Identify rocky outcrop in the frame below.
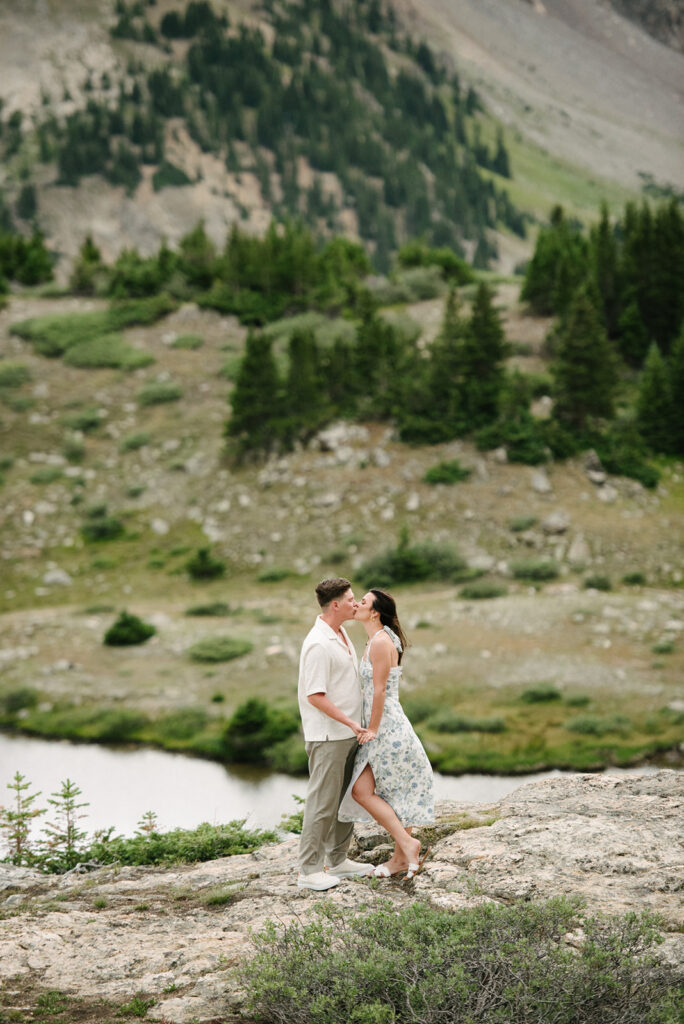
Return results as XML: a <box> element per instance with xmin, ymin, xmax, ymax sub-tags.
<box><xmin>0</xmin><ymin>772</ymin><xmax>682</xmax><ymax>1022</ymax></box>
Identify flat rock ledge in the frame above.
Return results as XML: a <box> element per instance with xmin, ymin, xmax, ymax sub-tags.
<box><xmin>1</xmin><ymin>771</ymin><xmax>682</xmax><ymax>1023</ymax></box>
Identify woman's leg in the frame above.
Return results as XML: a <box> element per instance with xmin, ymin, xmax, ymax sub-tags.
<box><xmin>352</xmin><ymin>765</ymin><xmax>420</xmax><ymax>867</ymax></box>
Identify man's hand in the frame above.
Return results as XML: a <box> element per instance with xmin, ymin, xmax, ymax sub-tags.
<box><xmin>357</xmin><ymin>728</ymin><xmax>377</xmax><ymax>745</ymax></box>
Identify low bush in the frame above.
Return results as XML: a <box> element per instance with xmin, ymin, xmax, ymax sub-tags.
<box><xmin>424</xmin><ymin>459</ymin><xmax>472</xmax><ymax>485</ymax></box>
<box><xmin>170</xmin><ymin>333</ymin><xmax>203</xmax><ymax>349</ymax></box>
<box><xmin>137</xmin><ymin>380</ymin><xmax>183</xmax><ymax>406</ymax></box>
<box><xmin>186</xmin><ymin>547</ymin><xmax>226</xmax><ymax>580</ymax></box>
<box><xmin>29</xmin><ymin>466</ymin><xmax>63</xmax><ymax>485</ymax></box>
<box><xmin>459</xmin><ymin>580</ymin><xmax>508</xmax><ymax>600</ymax></box>
<box><xmin>0</xmin><ymin>686</ymin><xmax>40</xmax><ymax>715</ymax></box>
<box><xmin>21</xmin><ymin>705</ymin><xmax>150</xmax><ymax>744</ymax></box>
<box><xmin>80</xmin><ymin>505</ymin><xmax>124</xmax><ymax>542</ymax></box>
<box><xmin>241</xmin><ymin>897</ymin><xmax>679</xmax><ymax>1024</ymax></box>
<box><xmin>185</xmin><ymin>601</ymin><xmax>232</xmax><ymax>616</ymax></box>
<box><xmin>223</xmin><ymin>697</ymin><xmax>300</xmax><ymax>763</ymax></box>
<box><xmin>426</xmin><ymin>711</ymin><xmax>506</xmax><ymax>734</ymax></box>
<box><xmin>402</xmin><ymin>698</ymin><xmax>441</xmax><ymax>725</ymax></box>
<box><xmin>651</xmin><ymin>640</ymin><xmax>675</xmax><ymax>655</ymax></box>
<box><xmin>104</xmin><ymin>611</ymin><xmax>156</xmax><ymax>646</ymax></box>
<box><xmin>0</xmin><ymin>362</ymin><xmax>31</xmax><ymax>388</ymax></box>
<box><xmin>584</xmin><ymin>575</ymin><xmax>612</xmax><ymax>591</ymax></box>
<box><xmin>520</xmin><ymin>682</ymin><xmax>562</xmax><ymax>703</ymax></box>
<box><xmin>63</xmin><ymin>334</ymin><xmax>154</xmax><ymax>370</ymax></box>
<box><xmin>268</xmin><ymin>733</ymin><xmax>309</xmax><ymax>774</ymax></box>
<box><xmin>85</xmin><ymin>820</ymin><xmax>277</xmax><ymax>867</ymax></box>
<box><xmin>188</xmin><ymin>637</ymin><xmax>253</xmax><ymax>662</ymax></box>
<box><xmin>566</xmin><ymin>713</ymin><xmax>632</xmax><ymax>736</ymax></box>
<box><xmin>623</xmin><ymin>571</ymin><xmax>647</xmax><ymax>586</ymax></box>
<box><xmin>119</xmin><ymin>431</ymin><xmax>151</xmax><ymax>453</ymax></box>
<box><xmin>357</xmin><ymin>531</ymin><xmax>472</xmax><ymax>589</ymax></box>
<box><xmin>476</xmin><ymin>414</ymin><xmax>549</xmax><ymax>465</ymax></box>
<box><xmin>258</xmin><ymin>567</ymin><xmax>296</xmax><ymax>583</ymax></box>
<box><xmin>511</xmin><ymin>559</ymin><xmax>559</xmax><ymax>581</ymax></box>
<box><xmin>565</xmin><ymin>693</ymin><xmax>591</xmax><ymax>708</ymax></box>
<box><xmin>509</xmin><ymin>515</ymin><xmax>537</xmax><ymax>532</ymax></box>
<box><xmin>62</xmin><ymin>436</ymin><xmax>86</xmax><ymax>463</ymax></box>
<box><xmin>62</xmin><ymin>407</ymin><xmax>102</xmax><ymax>433</ymax></box>
<box><xmin>154</xmin><ymin>708</ymin><xmax>208</xmax><ymax>741</ymax></box>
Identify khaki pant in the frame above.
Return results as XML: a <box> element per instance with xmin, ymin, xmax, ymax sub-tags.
<box><xmin>298</xmin><ymin>737</ymin><xmax>358</xmax><ymax>874</ymax></box>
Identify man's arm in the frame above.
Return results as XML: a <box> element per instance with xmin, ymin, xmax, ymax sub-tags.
<box><xmin>307</xmin><ymin>692</ymin><xmax>365</xmax><ymax>738</ymax></box>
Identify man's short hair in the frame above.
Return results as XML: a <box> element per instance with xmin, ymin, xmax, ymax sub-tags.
<box><xmin>315</xmin><ymin>577</ymin><xmax>352</xmax><ymax>608</ymax></box>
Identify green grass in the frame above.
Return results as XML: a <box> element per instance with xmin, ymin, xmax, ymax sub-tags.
<box><xmin>170</xmin><ymin>332</ymin><xmax>204</xmax><ymax>349</ymax></box>
<box><xmin>29</xmin><ymin>466</ymin><xmax>64</xmax><ymax>485</ymax></box>
<box><xmin>424</xmin><ymin>459</ymin><xmax>472</xmax><ymax>485</ymax></box>
<box><xmin>0</xmin><ymin>361</ymin><xmax>31</xmax><ymax>388</ymax></box>
<box><xmin>63</xmin><ymin>333</ymin><xmax>154</xmax><ymax>370</ymax></box>
<box><xmin>119</xmin><ymin>431</ymin><xmax>151</xmax><ymax>453</ymax></box>
<box><xmin>10</xmin><ymin>294</ymin><xmax>177</xmax><ymax>357</ymax></box>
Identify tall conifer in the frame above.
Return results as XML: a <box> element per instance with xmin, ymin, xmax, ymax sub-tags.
<box><xmin>668</xmin><ymin>330</ymin><xmax>684</xmax><ymax>455</ymax></box>
<box><xmin>551</xmin><ymin>287</ymin><xmax>617</xmax><ymax>431</ymax></box>
<box><xmin>461</xmin><ymin>282</ymin><xmax>507</xmax><ymax>429</ymax></box>
<box><xmin>637</xmin><ymin>343</ymin><xmax>674</xmax><ymax>454</ymax></box>
<box><xmin>226</xmin><ymin>331</ymin><xmax>281</xmax><ymax>457</ymax></box>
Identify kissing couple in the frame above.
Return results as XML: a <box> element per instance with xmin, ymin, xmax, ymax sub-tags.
<box><xmin>296</xmin><ymin>576</ymin><xmax>434</xmax><ymax>891</ymax></box>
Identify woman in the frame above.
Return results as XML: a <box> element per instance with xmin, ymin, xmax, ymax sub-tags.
<box><xmin>338</xmin><ymin>588</ymin><xmax>434</xmax><ymax>878</ymax></box>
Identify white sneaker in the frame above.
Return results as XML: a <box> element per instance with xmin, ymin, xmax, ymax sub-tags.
<box><xmin>297</xmin><ymin>870</ymin><xmax>341</xmax><ymax>891</ymax></box>
<box><xmin>328</xmin><ymin>858</ymin><xmax>374</xmax><ymax>878</ymax></box>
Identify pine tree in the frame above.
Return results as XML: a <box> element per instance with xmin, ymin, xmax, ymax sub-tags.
<box><xmin>426</xmin><ymin>285</ymin><xmax>468</xmax><ymax>437</ymax></box>
<box><xmin>591</xmin><ymin>202</ymin><xmax>619</xmax><ymax>336</ymax></box>
<box><xmin>552</xmin><ymin>286</ymin><xmax>618</xmax><ymax>431</ymax></box>
<box><xmin>461</xmin><ymin>282</ymin><xmax>507</xmax><ymax>429</ymax></box>
<box><xmin>668</xmin><ymin>330</ymin><xmax>684</xmax><ymax>455</ymax></box>
<box><xmin>617</xmin><ymin>298</ymin><xmax>650</xmax><ymax>368</ymax></box>
<box><xmin>226</xmin><ymin>331</ymin><xmax>282</xmax><ymax>457</ymax></box>
<box><xmin>637</xmin><ymin>343</ymin><xmax>674</xmax><ymax>454</ymax></box>
<box><xmin>282</xmin><ymin>329</ymin><xmax>327</xmax><ymax>443</ymax></box>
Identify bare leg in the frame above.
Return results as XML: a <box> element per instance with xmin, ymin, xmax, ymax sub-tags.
<box><xmin>352</xmin><ymin>765</ymin><xmax>420</xmax><ymax>870</ymax></box>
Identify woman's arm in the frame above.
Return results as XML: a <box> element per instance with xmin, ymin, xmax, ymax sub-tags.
<box><xmin>364</xmin><ymin>637</ymin><xmax>393</xmax><ymax>738</ymax></box>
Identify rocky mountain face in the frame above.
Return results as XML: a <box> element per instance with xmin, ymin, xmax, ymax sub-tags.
<box><xmin>608</xmin><ymin>0</ymin><xmax>684</xmax><ymax>52</ymax></box>
<box><xmin>0</xmin><ymin>771</ymin><xmax>681</xmax><ymax>1022</ymax></box>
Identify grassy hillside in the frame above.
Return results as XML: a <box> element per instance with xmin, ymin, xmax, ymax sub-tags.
<box><xmin>1</xmin><ymin>280</ymin><xmax>682</xmax><ymax>774</ymax></box>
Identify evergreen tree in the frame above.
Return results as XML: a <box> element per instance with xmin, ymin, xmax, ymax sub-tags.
<box><xmin>668</xmin><ymin>330</ymin><xmax>684</xmax><ymax>455</ymax></box>
<box><xmin>617</xmin><ymin>298</ymin><xmax>650</xmax><ymax>368</ymax></box>
<box><xmin>460</xmin><ymin>282</ymin><xmax>507</xmax><ymax>429</ymax></box>
<box><xmin>636</xmin><ymin>343</ymin><xmax>674</xmax><ymax>454</ymax></box>
<box><xmin>551</xmin><ymin>286</ymin><xmax>617</xmax><ymax>431</ymax></box>
<box><xmin>590</xmin><ymin>202</ymin><xmax>618</xmax><ymax>336</ymax></box>
<box><xmin>282</xmin><ymin>329</ymin><xmax>328</xmax><ymax>443</ymax></box>
<box><xmin>226</xmin><ymin>331</ymin><xmax>282</xmax><ymax>457</ymax></box>
<box><xmin>426</xmin><ymin>285</ymin><xmax>468</xmax><ymax>438</ymax></box>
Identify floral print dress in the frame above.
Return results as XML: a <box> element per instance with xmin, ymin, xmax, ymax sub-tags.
<box><xmin>338</xmin><ymin>627</ymin><xmax>435</xmax><ymax>827</ymax></box>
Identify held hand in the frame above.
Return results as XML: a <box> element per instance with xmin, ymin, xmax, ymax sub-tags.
<box><xmin>358</xmin><ymin>728</ymin><xmax>377</xmax><ymax>745</ymax></box>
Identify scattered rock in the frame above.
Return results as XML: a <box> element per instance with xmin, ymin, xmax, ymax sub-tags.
<box><xmin>541</xmin><ymin>510</ymin><xmax>570</xmax><ymax>534</ymax></box>
<box><xmin>530</xmin><ymin>469</ymin><xmax>553</xmax><ymax>494</ymax></box>
<box><xmin>150</xmin><ymin>519</ymin><xmax>169</xmax><ymax>535</ymax></box>
<box><xmin>493</xmin><ymin>446</ymin><xmax>508</xmax><ymax>464</ymax></box>
<box><xmin>42</xmin><ymin>568</ymin><xmax>72</xmax><ymax>586</ymax></box>
<box><xmin>597</xmin><ymin>484</ymin><xmax>619</xmax><ymax>504</ymax></box>
<box><xmin>567</xmin><ymin>533</ymin><xmax>591</xmax><ymax>566</ymax></box>
<box><xmin>405</xmin><ymin>492</ymin><xmax>420</xmax><ymax>512</ymax></box>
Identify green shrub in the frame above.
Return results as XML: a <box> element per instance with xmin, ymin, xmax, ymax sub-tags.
<box><xmin>622</xmin><ymin>571</ymin><xmax>646</xmax><ymax>586</ymax></box>
<box><xmin>170</xmin><ymin>333</ymin><xmax>203</xmax><ymax>349</ymax></box>
<box><xmin>137</xmin><ymin>380</ymin><xmax>183</xmax><ymax>406</ymax></box>
<box><xmin>62</xmin><ymin>436</ymin><xmax>86</xmax><ymax>463</ymax></box>
<box><xmin>84</xmin><ymin>820</ymin><xmax>277</xmax><ymax>867</ymax></box>
<box><xmin>186</xmin><ymin>547</ymin><xmax>226</xmax><ymax>580</ymax></box>
<box><xmin>155</xmin><ymin>708</ymin><xmax>208</xmax><ymax>741</ymax></box>
<box><xmin>567</xmin><ymin>713</ymin><xmax>632</xmax><ymax>736</ymax></box>
<box><xmin>426</xmin><ymin>711</ymin><xmax>506</xmax><ymax>733</ymax></box>
<box><xmin>459</xmin><ymin>580</ymin><xmax>508</xmax><ymax>600</ymax></box>
<box><xmin>268</xmin><ymin>733</ymin><xmax>309</xmax><ymax>774</ymax></box>
<box><xmin>119</xmin><ymin>431</ymin><xmax>151</xmax><ymax>453</ymax></box>
<box><xmin>424</xmin><ymin>459</ymin><xmax>472</xmax><ymax>485</ymax></box>
<box><xmin>402</xmin><ymin>698</ymin><xmax>441</xmax><ymax>725</ymax></box>
<box><xmin>0</xmin><ymin>362</ymin><xmax>31</xmax><ymax>388</ymax></box>
<box><xmin>63</xmin><ymin>334</ymin><xmax>154</xmax><ymax>370</ymax></box>
<box><xmin>509</xmin><ymin>515</ymin><xmax>538</xmax><ymax>532</ymax></box>
<box><xmin>520</xmin><ymin>682</ymin><xmax>561</xmax><ymax>703</ymax></box>
<box><xmin>584</xmin><ymin>575</ymin><xmax>612</xmax><ymax>591</ymax></box>
<box><xmin>258</xmin><ymin>566</ymin><xmax>296</xmax><ymax>583</ymax></box>
<box><xmin>104</xmin><ymin>611</ymin><xmax>156</xmax><ymax>646</ymax></box>
<box><xmin>223</xmin><ymin>697</ymin><xmax>299</xmax><ymax>763</ymax></box>
<box><xmin>152</xmin><ymin>160</ymin><xmax>192</xmax><ymax>191</ymax></box>
<box><xmin>188</xmin><ymin>637</ymin><xmax>253</xmax><ymax>662</ymax></box>
<box><xmin>357</xmin><ymin>532</ymin><xmax>471</xmax><ymax>589</ymax></box>
<box><xmin>185</xmin><ymin>601</ymin><xmax>232</xmax><ymax>616</ymax></box>
<box><xmin>62</xmin><ymin>407</ymin><xmax>102</xmax><ymax>433</ymax></box>
<box><xmin>22</xmin><ymin>705</ymin><xmax>149</xmax><ymax>744</ymax></box>
<box><xmin>10</xmin><ymin>295</ymin><xmax>176</xmax><ymax>357</ymax></box>
<box><xmin>651</xmin><ymin>640</ymin><xmax>675</xmax><ymax>655</ymax></box>
<box><xmin>476</xmin><ymin>415</ymin><xmax>549</xmax><ymax>465</ymax></box>
<box><xmin>511</xmin><ymin>559</ymin><xmax>559</xmax><ymax>581</ymax></box>
<box><xmin>0</xmin><ymin>686</ymin><xmax>40</xmax><ymax>715</ymax></box>
<box><xmin>242</xmin><ymin>898</ymin><xmax>679</xmax><ymax>1024</ymax></box>
<box><xmin>0</xmin><ymin>456</ymin><xmax>14</xmax><ymax>472</ymax></box>
<box><xmin>565</xmin><ymin>693</ymin><xmax>591</xmax><ymax>708</ymax></box>
<box><xmin>29</xmin><ymin>466</ymin><xmax>63</xmax><ymax>485</ymax></box>
<box><xmin>80</xmin><ymin>506</ymin><xmax>124</xmax><ymax>542</ymax></box>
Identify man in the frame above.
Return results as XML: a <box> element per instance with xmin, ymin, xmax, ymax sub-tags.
<box><xmin>297</xmin><ymin>577</ymin><xmax>372</xmax><ymax>890</ymax></box>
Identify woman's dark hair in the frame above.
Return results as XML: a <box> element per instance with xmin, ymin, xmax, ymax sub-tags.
<box><xmin>370</xmin><ymin>588</ymin><xmax>409</xmax><ymax>663</ymax></box>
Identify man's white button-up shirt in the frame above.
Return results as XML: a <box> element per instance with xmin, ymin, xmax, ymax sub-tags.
<box><xmin>298</xmin><ymin>615</ymin><xmax>361</xmax><ymax>741</ymax></box>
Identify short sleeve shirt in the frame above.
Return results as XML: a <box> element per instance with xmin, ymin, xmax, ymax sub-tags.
<box><xmin>298</xmin><ymin>616</ymin><xmax>361</xmax><ymax>741</ymax></box>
